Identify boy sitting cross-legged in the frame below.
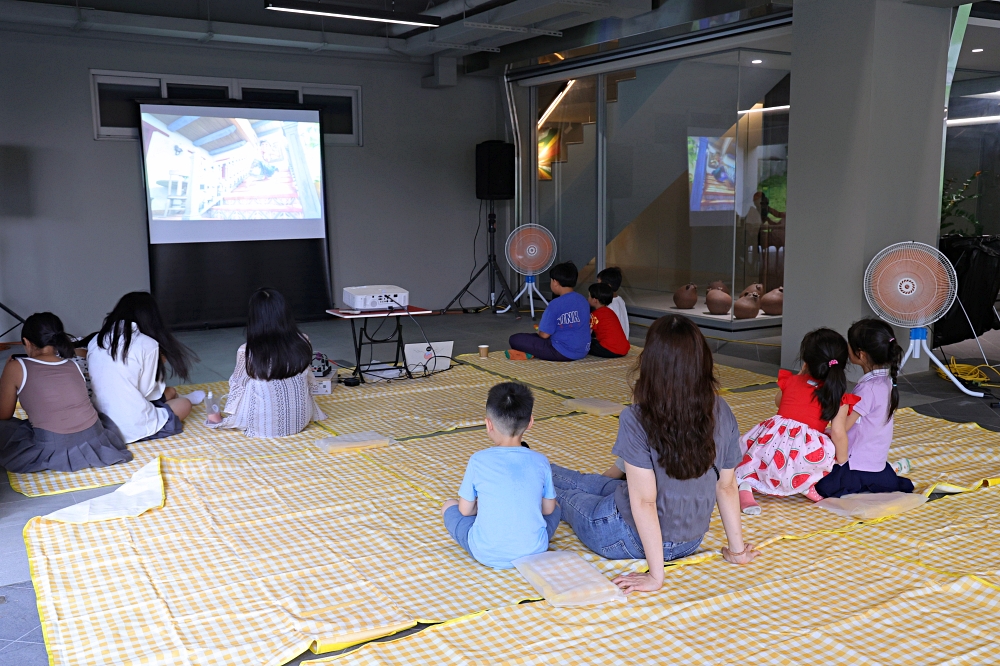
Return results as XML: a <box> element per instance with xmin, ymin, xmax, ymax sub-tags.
<box><xmin>441</xmin><ymin>382</ymin><xmax>561</xmax><ymax>568</ymax></box>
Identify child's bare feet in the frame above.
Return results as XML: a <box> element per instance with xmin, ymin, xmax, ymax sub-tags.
<box><xmin>441</xmin><ymin>499</ymin><xmax>458</xmax><ymax>516</ymax></box>
<box><xmin>803</xmin><ymin>486</ymin><xmax>823</xmax><ymax>502</ymax></box>
<box><xmin>739</xmin><ymin>489</ymin><xmax>761</xmax><ymax>515</ymax></box>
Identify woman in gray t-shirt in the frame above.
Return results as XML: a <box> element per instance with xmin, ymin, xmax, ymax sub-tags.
<box><xmin>551</xmin><ymin>315</ymin><xmax>758</xmax><ymax>594</ymax></box>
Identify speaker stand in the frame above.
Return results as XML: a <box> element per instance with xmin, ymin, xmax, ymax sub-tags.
<box><xmin>0</xmin><ymin>301</ymin><xmax>24</xmax><ymax>339</ymax></box>
<box><xmin>443</xmin><ymin>200</ymin><xmax>520</xmax><ymax>318</ymax></box>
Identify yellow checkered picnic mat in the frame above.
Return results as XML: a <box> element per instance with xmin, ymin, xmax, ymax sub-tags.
<box><xmin>457</xmin><ymin>349</ymin><xmax>775</xmax><ymax>403</ymax></box>
<box><xmin>844</xmin><ymin>485</ymin><xmax>1000</xmax><ymax>587</ymax></box>
<box><xmin>310</xmin><ymin>531</ymin><xmax>1000</xmax><ymax>665</ymax></box>
<box><xmin>9</xmin><ymin>365</ymin><xmax>575</xmax><ymax>497</ymax></box>
<box><xmin>25</xmin><ymin>452</ymin><xmax>557</xmax><ymax>665</ymax></box>
<box><xmin>313</xmin><ymin>364</ymin><xmax>572</xmax><ymax>439</ymax></box>
<box><xmin>7</xmin><ymin>381</ymin><xmax>328</xmax><ymax>497</ymax></box>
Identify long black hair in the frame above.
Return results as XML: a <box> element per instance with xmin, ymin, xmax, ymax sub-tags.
<box><xmin>21</xmin><ymin>312</ymin><xmax>76</xmax><ymax>359</ymax></box>
<box><xmin>799</xmin><ymin>327</ymin><xmax>849</xmax><ymax>422</ymax></box>
<box><xmin>244</xmin><ymin>288</ymin><xmax>312</xmax><ymax>380</ymax></box>
<box><xmin>630</xmin><ymin>314</ymin><xmax>718</xmax><ymax>480</ymax></box>
<box><xmin>848</xmin><ymin>318</ymin><xmax>903</xmax><ymax>422</ymax></box>
<box><xmin>97</xmin><ymin>292</ymin><xmax>195</xmax><ymax>382</ymax></box>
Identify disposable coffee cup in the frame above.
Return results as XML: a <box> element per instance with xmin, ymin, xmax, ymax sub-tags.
<box><xmin>479</xmin><ymin>345</ymin><xmax>490</xmax><ymax>358</ymax></box>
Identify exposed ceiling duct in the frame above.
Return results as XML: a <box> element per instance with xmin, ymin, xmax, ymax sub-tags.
<box><xmin>0</xmin><ymin>0</ymin><xmax>650</xmax><ymax>60</ymax></box>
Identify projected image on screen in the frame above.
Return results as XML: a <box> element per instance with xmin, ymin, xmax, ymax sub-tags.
<box><xmin>140</xmin><ymin>104</ymin><xmax>325</xmax><ymax>244</ymax></box>
<box><xmin>687</xmin><ymin>136</ymin><xmax>736</xmax><ymax>212</ymax></box>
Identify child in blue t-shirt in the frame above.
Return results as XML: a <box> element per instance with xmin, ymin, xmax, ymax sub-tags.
<box><xmin>507</xmin><ymin>261</ymin><xmax>591</xmax><ymax>361</ymax></box>
<box><xmin>441</xmin><ymin>382</ymin><xmax>561</xmax><ymax>569</ymax></box>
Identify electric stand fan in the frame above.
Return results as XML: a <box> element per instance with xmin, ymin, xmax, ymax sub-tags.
<box><xmin>864</xmin><ymin>241</ymin><xmax>983</xmax><ymax>397</ymax></box>
<box><xmin>499</xmin><ymin>224</ymin><xmax>557</xmax><ymax>319</ymax></box>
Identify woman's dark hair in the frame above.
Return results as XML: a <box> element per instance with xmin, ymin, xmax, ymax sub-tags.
<box><xmin>848</xmin><ymin>318</ymin><xmax>903</xmax><ymax>421</ymax></box>
<box><xmin>245</xmin><ymin>288</ymin><xmax>313</xmax><ymax>381</ymax></box>
<box><xmin>549</xmin><ymin>261</ymin><xmax>578</xmax><ymax>289</ymax></box>
<box><xmin>630</xmin><ymin>314</ymin><xmax>718</xmax><ymax>480</ymax></box>
<box><xmin>588</xmin><ymin>282</ymin><xmax>614</xmax><ymax>306</ymax></box>
<box><xmin>799</xmin><ymin>327</ymin><xmax>849</xmax><ymax>422</ymax></box>
<box><xmin>21</xmin><ymin>312</ymin><xmax>76</xmax><ymax>360</ymax></box>
<box><xmin>97</xmin><ymin>292</ymin><xmax>195</xmax><ymax>382</ymax></box>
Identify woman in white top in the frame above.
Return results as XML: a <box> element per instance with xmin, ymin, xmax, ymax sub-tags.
<box><xmin>0</xmin><ymin>313</ymin><xmax>130</xmax><ymax>472</ymax></box>
<box><xmin>88</xmin><ymin>292</ymin><xmax>196</xmax><ymax>443</ymax></box>
<box><xmin>209</xmin><ymin>288</ymin><xmax>325</xmax><ymax>438</ymax></box>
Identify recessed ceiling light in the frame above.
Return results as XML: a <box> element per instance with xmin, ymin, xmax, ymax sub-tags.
<box><xmin>751</xmin><ymin>59</ymin><xmax>763</xmax><ymax>64</ymax></box>
<box><xmin>973</xmin><ymin>48</ymin><xmax>984</xmax><ymax>53</ymax></box>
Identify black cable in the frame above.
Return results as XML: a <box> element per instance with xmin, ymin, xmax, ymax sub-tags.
<box><xmin>458</xmin><ymin>199</ymin><xmax>488</xmax><ymax>311</ymax></box>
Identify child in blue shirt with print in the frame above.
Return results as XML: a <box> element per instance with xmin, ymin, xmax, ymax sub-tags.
<box><xmin>441</xmin><ymin>382</ymin><xmax>561</xmax><ymax>569</ymax></box>
<box><xmin>507</xmin><ymin>261</ymin><xmax>591</xmax><ymax>361</ymax></box>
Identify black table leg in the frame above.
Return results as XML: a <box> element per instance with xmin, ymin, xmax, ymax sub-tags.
<box><xmin>351</xmin><ymin>318</ymin><xmax>364</xmax><ymax>383</ymax></box>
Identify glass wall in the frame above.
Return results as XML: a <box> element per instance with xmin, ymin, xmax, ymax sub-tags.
<box><xmin>536</xmin><ymin>75</ymin><xmax>598</xmax><ymax>295</ymax></box>
<box><xmin>943</xmin><ymin>84</ymin><xmax>1000</xmax><ymax>236</ymax></box>
<box><xmin>532</xmin><ymin>48</ymin><xmax>790</xmax><ymax>325</ymax></box>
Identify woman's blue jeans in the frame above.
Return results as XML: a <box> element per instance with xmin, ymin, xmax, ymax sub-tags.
<box><xmin>551</xmin><ymin>464</ymin><xmax>703</xmax><ymax>561</ymax></box>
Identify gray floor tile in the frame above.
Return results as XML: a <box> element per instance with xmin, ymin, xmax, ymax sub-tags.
<box><xmin>0</xmin><ymin>584</ymin><xmax>41</xmax><ymax>641</ymax></box>
<box><xmin>0</xmin><ymin>638</ymin><xmax>48</xmax><ymax>666</ymax></box>
<box><xmin>897</xmin><ymin>392</ymin><xmax>943</xmax><ymax>409</ymax></box>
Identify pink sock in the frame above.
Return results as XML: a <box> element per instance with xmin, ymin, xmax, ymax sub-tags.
<box><xmin>803</xmin><ymin>486</ymin><xmax>823</xmax><ymax>502</ymax></box>
<box><xmin>739</xmin><ymin>489</ymin><xmax>761</xmax><ymax>515</ymax></box>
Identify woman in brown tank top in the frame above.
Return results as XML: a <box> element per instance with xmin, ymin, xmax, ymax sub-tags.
<box><xmin>0</xmin><ymin>313</ymin><xmax>131</xmax><ymax>473</ymax></box>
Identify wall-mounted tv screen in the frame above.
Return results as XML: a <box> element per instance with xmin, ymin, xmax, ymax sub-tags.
<box><xmin>140</xmin><ymin>104</ymin><xmax>325</xmax><ymax>244</ymax></box>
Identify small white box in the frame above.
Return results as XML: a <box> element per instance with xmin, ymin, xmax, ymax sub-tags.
<box><xmin>311</xmin><ymin>379</ymin><xmax>333</xmax><ymax>395</ymax></box>
<box><xmin>342</xmin><ymin>285</ymin><xmax>409</xmax><ymax>311</ymax></box>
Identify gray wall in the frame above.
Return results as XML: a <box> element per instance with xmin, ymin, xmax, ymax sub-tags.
<box><xmin>0</xmin><ymin>29</ymin><xmax>500</xmax><ymax>336</ymax></box>
<box><xmin>782</xmin><ymin>0</ymin><xmax>952</xmax><ymax>370</ymax></box>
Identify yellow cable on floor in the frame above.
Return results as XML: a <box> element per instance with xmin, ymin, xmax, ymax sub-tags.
<box><xmin>936</xmin><ymin>356</ymin><xmax>1000</xmax><ymax>388</ymax></box>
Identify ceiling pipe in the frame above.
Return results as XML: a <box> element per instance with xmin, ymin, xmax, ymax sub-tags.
<box><xmin>387</xmin><ymin>0</ymin><xmax>495</xmax><ymax>36</ymax></box>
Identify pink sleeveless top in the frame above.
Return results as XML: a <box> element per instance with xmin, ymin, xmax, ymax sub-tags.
<box><xmin>17</xmin><ymin>358</ymin><xmax>99</xmax><ymax>434</ymax></box>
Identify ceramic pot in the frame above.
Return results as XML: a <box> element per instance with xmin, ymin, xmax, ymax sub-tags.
<box><xmin>760</xmin><ymin>287</ymin><xmax>784</xmax><ymax>315</ymax></box>
<box><xmin>708</xmin><ymin>280</ymin><xmax>730</xmax><ymax>294</ymax></box>
<box><xmin>673</xmin><ymin>283</ymin><xmax>698</xmax><ymax>309</ymax></box>
<box><xmin>734</xmin><ymin>293</ymin><xmax>760</xmax><ymax>319</ymax></box>
<box><xmin>706</xmin><ymin>288</ymin><xmax>732</xmax><ymax>315</ymax></box>
<box><xmin>740</xmin><ymin>283</ymin><xmax>764</xmax><ymax>299</ymax></box>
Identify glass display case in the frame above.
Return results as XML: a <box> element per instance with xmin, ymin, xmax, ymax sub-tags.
<box><xmin>530</xmin><ymin>48</ymin><xmax>791</xmax><ymax>329</ymax></box>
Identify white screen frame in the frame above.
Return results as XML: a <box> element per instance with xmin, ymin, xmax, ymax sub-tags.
<box><xmin>140</xmin><ymin>104</ymin><xmax>327</xmax><ymax>245</ymax></box>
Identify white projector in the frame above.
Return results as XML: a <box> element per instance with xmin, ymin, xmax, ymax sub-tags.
<box><xmin>342</xmin><ymin>285</ymin><xmax>409</xmax><ymax>311</ymax></box>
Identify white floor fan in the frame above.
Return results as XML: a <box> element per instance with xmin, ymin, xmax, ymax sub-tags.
<box><xmin>864</xmin><ymin>241</ymin><xmax>983</xmax><ymax>397</ymax></box>
<box><xmin>499</xmin><ymin>224</ymin><xmax>557</xmax><ymax>319</ymax></box>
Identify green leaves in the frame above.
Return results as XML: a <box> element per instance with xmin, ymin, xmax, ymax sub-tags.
<box><xmin>941</xmin><ymin>171</ymin><xmax>983</xmax><ymax>237</ymax></box>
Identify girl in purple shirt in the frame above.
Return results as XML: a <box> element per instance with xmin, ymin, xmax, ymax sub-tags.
<box><xmin>820</xmin><ymin>319</ymin><xmax>914</xmax><ymax>498</ymax></box>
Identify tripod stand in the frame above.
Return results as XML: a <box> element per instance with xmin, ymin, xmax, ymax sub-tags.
<box><xmin>0</xmin><ymin>302</ymin><xmax>24</xmax><ymax>339</ymax></box>
<box><xmin>444</xmin><ymin>200</ymin><xmax>519</xmax><ymax>316</ymax></box>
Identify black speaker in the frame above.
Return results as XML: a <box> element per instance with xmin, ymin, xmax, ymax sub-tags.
<box><xmin>476</xmin><ymin>140</ymin><xmax>515</xmax><ymax>200</ymax></box>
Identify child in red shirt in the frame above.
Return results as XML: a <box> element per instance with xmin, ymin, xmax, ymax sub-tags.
<box><xmin>735</xmin><ymin>328</ymin><xmax>859</xmax><ymax>514</ymax></box>
<box><xmin>587</xmin><ymin>283</ymin><xmax>630</xmax><ymax>358</ymax></box>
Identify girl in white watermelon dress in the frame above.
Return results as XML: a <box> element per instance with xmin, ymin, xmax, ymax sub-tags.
<box><xmin>737</xmin><ymin>328</ymin><xmax>859</xmax><ymax>515</ymax></box>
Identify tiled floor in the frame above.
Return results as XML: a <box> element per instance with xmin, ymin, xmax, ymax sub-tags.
<box><xmin>3</xmin><ymin>315</ymin><xmax>1000</xmax><ymax>665</ymax></box>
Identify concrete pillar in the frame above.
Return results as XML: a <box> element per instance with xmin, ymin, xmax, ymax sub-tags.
<box><xmin>781</xmin><ymin>0</ymin><xmax>954</xmax><ymax>371</ymax></box>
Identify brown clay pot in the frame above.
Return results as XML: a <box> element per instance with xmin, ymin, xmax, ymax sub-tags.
<box><xmin>760</xmin><ymin>287</ymin><xmax>784</xmax><ymax>316</ymax></box>
<box><xmin>673</xmin><ymin>283</ymin><xmax>698</xmax><ymax>309</ymax></box>
<box><xmin>740</xmin><ymin>283</ymin><xmax>764</xmax><ymax>299</ymax></box>
<box><xmin>708</xmin><ymin>280</ymin><xmax>730</xmax><ymax>294</ymax></box>
<box><xmin>706</xmin><ymin>287</ymin><xmax>732</xmax><ymax>315</ymax></box>
<box><xmin>734</xmin><ymin>293</ymin><xmax>760</xmax><ymax>319</ymax></box>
